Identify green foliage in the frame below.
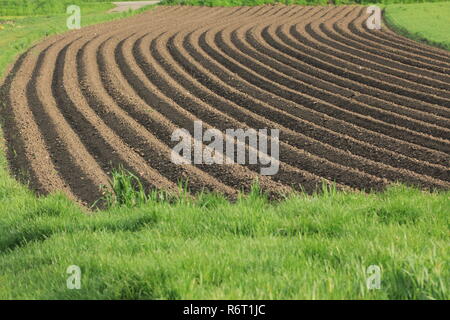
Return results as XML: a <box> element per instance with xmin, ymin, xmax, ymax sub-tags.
<box><xmin>100</xmin><ymin>166</ymin><xmax>149</xmax><ymax>208</ymax></box>
<box><xmin>0</xmin><ymin>183</ymin><xmax>448</xmax><ymax>299</ymax></box>
<box><xmin>384</xmin><ymin>2</ymin><xmax>450</xmax><ymax>51</ymax></box>
<box><xmin>0</xmin><ymin>1</ymin><xmax>143</xmax><ymax>16</ymax></box>
<box><xmin>0</xmin><ymin>3</ymin><xmax>157</xmax><ymax>78</ymax></box>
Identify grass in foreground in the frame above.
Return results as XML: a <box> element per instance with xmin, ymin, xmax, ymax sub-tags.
<box><xmin>0</xmin><ymin>177</ymin><xmax>448</xmax><ymax>299</ymax></box>
<box><xmin>384</xmin><ymin>1</ymin><xmax>450</xmax><ymax>51</ymax></box>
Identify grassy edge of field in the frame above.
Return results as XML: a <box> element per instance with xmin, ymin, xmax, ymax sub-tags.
<box><xmin>383</xmin><ymin>1</ymin><xmax>450</xmax><ymax>51</ymax></box>
<box><xmin>0</xmin><ymin>1</ymin><xmax>448</xmax><ymax>299</ymax></box>
<box><xmin>0</xmin><ymin>3</ymin><xmax>161</xmax><ymax>78</ymax></box>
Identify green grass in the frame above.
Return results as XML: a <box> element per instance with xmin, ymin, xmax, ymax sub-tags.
<box><xmin>0</xmin><ymin>1</ymin><xmax>449</xmax><ymax>299</ymax></box>
<box><xmin>384</xmin><ymin>1</ymin><xmax>450</xmax><ymax>51</ymax></box>
<box><xmin>0</xmin><ymin>0</ymin><xmax>142</xmax><ymax>16</ymax></box>
<box><xmin>0</xmin><ymin>179</ymin><xmax>448</xmax><ymax>299</ymax></box>
<box><xmin>99</xmin><ymin>166</ymin><xmax>171</xmax><ymax>208</ymax></box>
<box><xmin>0</xmin><ymin>3</ymin><xmax>158</xmax><ymax>78</ymax></box>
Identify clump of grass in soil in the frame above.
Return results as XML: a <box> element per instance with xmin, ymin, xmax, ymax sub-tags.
<box><xmin>100</xmin><ymin>165</ymin><xmax>149</xmax><ymax>208</ymax></box>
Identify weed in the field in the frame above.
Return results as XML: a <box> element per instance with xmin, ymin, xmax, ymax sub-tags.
<box><xmin>99</xmin><ymin>168</ymin><xmax>273</xmax><ymax>209</ymax></box>
<box><xmin>99</xmin><ymin>166</ymin><xmax>182</xmax><ymax>208</ymax></box>
<box><xmin>100</xmin><ymin>165</ymin><xmax>149</xmax><ymax>208</ymax></box>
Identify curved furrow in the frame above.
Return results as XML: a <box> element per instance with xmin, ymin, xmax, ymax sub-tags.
<box><xmin>34</xmin><ymin>37</ymin><xmax>111</xmax><ymax>205</ymax></box>
<box><xmin>217</xmin><ymin>31</ymin><xmax>450</xmax><ymax>145</ymax></box>
<box><xmin>95</xmin><ymin>6</ymin><xmax>284</xmax><ymax>196</ymax></box>
<box><xmin>206</xmin><ymin>26</ymin><xmax>450</xmax><ymax>153</ymax></box>
<box><xmin>377</xmin><ymin>26</ymin><xmax>450</xmax><ymax>61</ymax></box>
<box><xmin>264</xmin><ymin>22</ymin><xmax>450</xmax><ymax>117</ymax></box>
<box><xmin>278</xmin><ymin>16</ymin><xmax>450</xmax><ymax>102</ymax></box>
<box><xmin>302</xmin><ymin>15</ymin><xmax>450</xmax><ymax>100</ymax></box>
<box><xmin>55</xmin><ymin>34</ymin><xmax>178</xmax><ymax>197</ymax></box>
<box><xmin>126</xmin><ymin>30</ymin><xmax>354</xmax><ymax>191</ymax></box>
<box><xmin>296</xmin><ymin>23</ymin><xmax>450</xmax><ymax>101</ymax></box>
<box><xmin>100</xmin><ymin>37</ymin><xmax>287</xmax><ymax>197</ymax></box>
<box><xmin>347</xmin><ymin>7</ymin><xmax>450</xmax><ymax>67</ymax></box>
<box><xmin>191</xmin><ymin>18</ymin><xmax>450</xmax><ymax>168</ymax></box>
<box><xmin>120</xmin><ymin>58</ymin><xmax>332</xmax><ymax>193</ymax></box>
<box><xmin>117</xmin><ymin>35</ymin><xmax>288</xmax><ymax>194</ymax></box>
<box><xmin>1</xmin><ymin>39</ymin><xmax>77</xmax><ymax>201</ymax></box>
<box><xmin>228</xmin><ymin>22</ymin><xmax>450</xmax><ymax>136</ymax></box>
<box><xmin>268</xmin><ymin>24</ymin><xmax>450</xmax><ymax>118</ymax></box>
<box><xmin>243</xmin><ymin>21</ymin><xmax>450</xmax><ymax>122</ymax></box>
<box><xmin>185</xmin><ymin>25</ymin><xmax>450</xmax><ymax>172</ymax></box>
<box><xmin>263</xmin><ymin>27</ymin><xmax>450</xmax><ymax>146</ymax></box>
<box><xmin>338</xmin><ymin>8</ymin><xmax>450</xmax><ymax>75</ymax></box>
<box><xmin>173</xmin><ymin>18</ymin><xmax>450</xmax><ymax>186</ymax></box>
<box><xmin>0</xmin><ymin>7</ymin><xmax>181</xmax><ymax>205</ymax></box>
<box><xmin>78</xmin><ymin>24</ymin><xmax>239</xmax><ymax>197</ymax></box>
<box><xmin>2</xmin><ymin>5</ymin><xmax>450</xmax><ymax>204</ymax></box>
<box><xmin>314</xmin><ymin>6</ymin><xmax>450</xmax><ymax>86</ymax></box>
<box><xmin>269</xmin><ymin>23</ymin><xmax>450</xmax><ymax>102</ymax></box>
<box><xmin>113</xmin><ymin>11</ymin><xmax>305</xmax><ymax>195</ymax></box>
<box><xmin>176</xmin><ymin>22</ymin><xmax>450</xmax><ymax>183</ymax></box>
<box><xmin>141</xmin><ymin>28</ymin><xmax>393</xmax><ymax>191</ymax></box>
<box><xmin>325</xmin><ymin>8</ymin><xmax>450</xmax><ymax>81</ymax></box>
<box><xmin>330</xmin><ymin>6</ymin><xmax>450</xmax><ymax>74</ymax></box>
<box><xmin>129</xmin><ymin>34</ymin><xmax>366</xmax><ymax>192</ymax></box>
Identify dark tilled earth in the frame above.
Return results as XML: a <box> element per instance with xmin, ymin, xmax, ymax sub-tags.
<box><xmin>1</xmin><ymin>5</ymin><xmax>449</xmax><ymax>206</ymax></box>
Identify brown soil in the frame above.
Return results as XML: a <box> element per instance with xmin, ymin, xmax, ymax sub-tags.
<box><xmin>1</xmin><ymin>5</ymin><xmax>449</xmax><ymax>206</ymax></box>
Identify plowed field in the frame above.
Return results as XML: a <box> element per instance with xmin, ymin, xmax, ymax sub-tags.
<box><xmin>1</xmin><ymin>5</ymin><xmax>449</xmax><ymax>205</ymax></box>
